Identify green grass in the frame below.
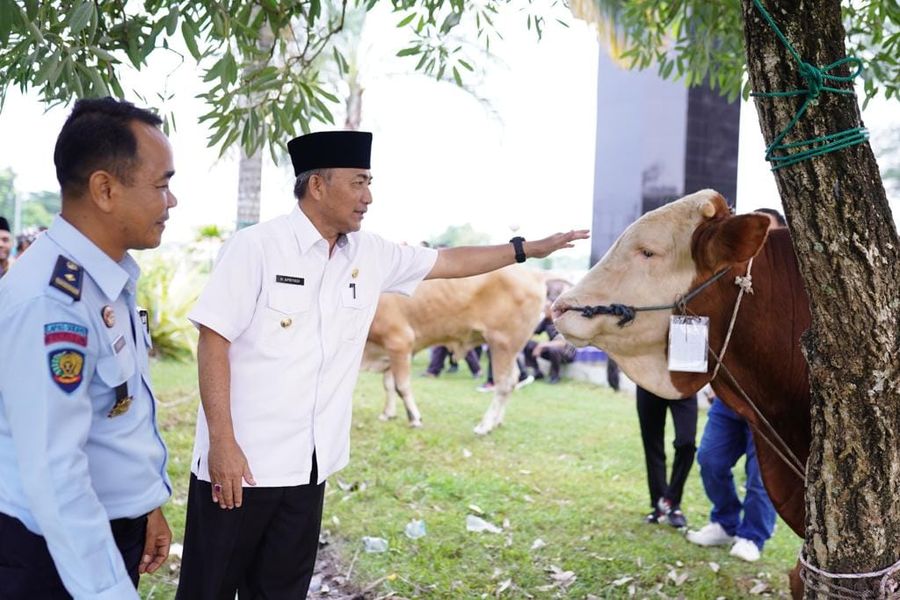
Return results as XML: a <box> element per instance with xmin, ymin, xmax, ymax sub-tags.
<box><xmin>143</xmin><ymin>356</ymin><xmax>799</xmax><ymax>599</ymax></box>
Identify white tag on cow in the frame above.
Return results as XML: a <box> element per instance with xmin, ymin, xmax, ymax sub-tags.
<box><xmin>668</xmin><ymin>315</ymin><xmax>709</xmax><ymax>373</ymax></box>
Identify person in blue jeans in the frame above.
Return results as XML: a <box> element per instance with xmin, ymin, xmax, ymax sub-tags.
<box><xmin>686</xmin><ymin>396</ymin><xmax>776</xmax><ymax>562</ymax></box>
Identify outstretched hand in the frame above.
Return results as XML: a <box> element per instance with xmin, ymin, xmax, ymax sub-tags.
<box><xmin>525</xmin><ymin>230</ymin><xmax>590</xmax><ymax>259</ymax></box>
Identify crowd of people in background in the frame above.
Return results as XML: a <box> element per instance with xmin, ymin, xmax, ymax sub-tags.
<box><xmin>0</xmin><ymin>216</ymin><xmax>46</xmax><ymax>280</ymax></box>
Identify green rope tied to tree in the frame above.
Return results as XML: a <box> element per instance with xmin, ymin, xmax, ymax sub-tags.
<box><xmin>750</xmin><ymin>0</ymin><xmax>869</xmax><ymax>171</ymax></box>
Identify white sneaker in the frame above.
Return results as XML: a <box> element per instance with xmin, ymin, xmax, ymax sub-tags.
<box><xmin>685</xmin><ymin>522</ymin><xmax>735</xmax><ymax>547</ymax></box>
<box><xmin>729</xmin><ymin>537</ymin><xmax>761</xmax><ymax>562</ymax></box>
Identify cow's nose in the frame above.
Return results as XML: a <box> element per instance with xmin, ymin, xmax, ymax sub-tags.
<box><xmin>550</xmin><ymin>299</ymin><xmax>571</xmax><ymax>322</ymax></box>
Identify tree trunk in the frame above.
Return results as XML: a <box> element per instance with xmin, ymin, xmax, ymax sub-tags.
<box><xmin>741</xmin><ymin>1</ymin><xmax>900</xmax><ymax>597</ymax></box>
<box><xmin>236</xmin><ymin>148</ymin><xmax>262</xmax><ymax>230</ymax></box>
<box><xmin>344</xmin><ymin>75</ymin><xmax>363</xmax><ymax>131</ymax></box>
<box><xmin>235</xmin><ymin>18</ymin><xmax>274</xmax><ymax>230</ymax></box>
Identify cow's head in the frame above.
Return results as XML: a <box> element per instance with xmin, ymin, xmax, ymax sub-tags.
<box><xmin>552</xmin><ymin>189</ymin><xmax>770</xmax><ymax>398</ymax></box>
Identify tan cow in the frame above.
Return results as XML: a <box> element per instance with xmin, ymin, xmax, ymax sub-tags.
<box><xmin>364</xmin><ymin>265</ymin><xmax>545</xmax><ymax>435</ymax></box>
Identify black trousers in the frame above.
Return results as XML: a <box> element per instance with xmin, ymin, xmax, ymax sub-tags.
<box><xmin>426</xmin><ymin>345</ymin><xmax>482</xmax><ymax>376</ymax></box>
<box><xmin>0</xmin><ymin>511</ymin><xmax>147</xmax><ymax>599</ymax></box>
<box><xmin>176</xmin><ymin>458</ymin><xmax>326</xmax><ymax>600</ymax></box>
<box><xmin>523</xmin><ymin>341</ymin><xmax>570</xmax><ymax>379</ymax></box>
<box><xmin>636</xmin><ymin>386</ymin><xmax>698</xmax><ymax>509</ymax></box>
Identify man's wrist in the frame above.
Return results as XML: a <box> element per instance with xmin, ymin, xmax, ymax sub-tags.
<box><xmin>509</xmin><ymin>236</ymin><xmax>527</xmax><ymax>263</ymax></box>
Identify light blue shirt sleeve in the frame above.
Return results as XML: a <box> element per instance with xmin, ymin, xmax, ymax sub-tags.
<box><xmin>0</xmin><ymin>298</ymin><xmax>139</xmax><ymax>600</ymax></box>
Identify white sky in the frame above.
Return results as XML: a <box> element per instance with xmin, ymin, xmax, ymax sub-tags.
<box><xmin>0</xmin><ymin>4</ymin><xmax>896</xmax><ymax>253</ymax></box>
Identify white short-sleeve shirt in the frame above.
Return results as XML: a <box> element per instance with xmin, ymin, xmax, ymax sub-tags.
<box><xmin>188</xmin><ymin>206</ymin><xmax>438</xmax><ymax>486</ymax></box>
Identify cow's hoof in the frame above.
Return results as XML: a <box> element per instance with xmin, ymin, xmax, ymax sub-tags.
<box><xmin>378</xmin><ymin>413</ymin><xmax>397</xmax><ymax>422</ymax></box>
<box><xmin>473</xmin><ymin>423</ymin><xmax>492</xmax><ymax>436</ymax></box>
<box><xmin>409</xmin><ymin>419</ymin><xmax>423</xmax><ymax>428</ymax></box>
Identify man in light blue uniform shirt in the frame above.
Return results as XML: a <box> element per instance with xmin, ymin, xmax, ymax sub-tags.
<box><xmin>0</xmin><ymin>97</ymin><xmax>177</xmax><ymax>599</ymax></box>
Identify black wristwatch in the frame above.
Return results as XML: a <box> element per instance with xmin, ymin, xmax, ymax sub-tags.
<box><xmin>509</xmin><ymin>236</ymin><xmax>527</xmax><ymax>263</ymax></box>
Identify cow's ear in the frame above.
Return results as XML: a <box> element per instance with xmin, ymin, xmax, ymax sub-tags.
<box><xmin>701</xmin><ymin>214</ymin><xmax>770</xmax><ymax>269</ymax></box>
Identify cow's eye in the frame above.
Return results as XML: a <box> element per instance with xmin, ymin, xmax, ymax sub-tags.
<box><xmin>641</xmin><ymin>249</ymin><xmax>655</xmax><ymax>258</ymax></box>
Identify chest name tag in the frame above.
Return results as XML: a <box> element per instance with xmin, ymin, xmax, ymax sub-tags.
<box><xmin>276</xmin><ymin>275</ymin><xmax>304</xmax><ymax>286</ymax></box>
<box><xmin>112</xmin><ymin>335</ymin><xmax>126</xmax><ymax>354</ymax></box>
<box><xmin>668</xmin><ymin>315</ymin><xmax>709</xmax><ymax>373</ymax></box>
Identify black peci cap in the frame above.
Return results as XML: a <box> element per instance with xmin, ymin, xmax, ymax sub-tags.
<box><xmin>287</xmin><ymin>131</ymin><xmax>373</xmax><ymax>176</ymax></box>
<box><xmin>0</xmin><ymin>217</ymin><xmax>9</xmax><ymax>232</ymax></box>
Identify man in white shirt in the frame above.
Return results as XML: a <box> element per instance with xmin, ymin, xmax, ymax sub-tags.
<box><xmin>176</xmin><ymin>131</ymin><xmax>588</xmax><ymax>600</ymax></box>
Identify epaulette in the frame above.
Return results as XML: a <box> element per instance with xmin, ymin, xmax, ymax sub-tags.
<box><xmin>49</xmin><ymin>255</ymin><xmax>83</xmax><ymax>301</ymax></box>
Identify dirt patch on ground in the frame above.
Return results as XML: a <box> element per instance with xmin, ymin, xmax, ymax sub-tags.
<box><xmin>308</xmin><ymin>544</ymin><xmax>371</xmax><ymax>600</ymax></box>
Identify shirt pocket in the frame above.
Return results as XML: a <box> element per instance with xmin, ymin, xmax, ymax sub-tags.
<box><xmin>339</xmin><ymin>283</ymin><xmax>374</xmax><ymax>341</ymax></box>
<box><xmin>267</xmin><ymin>282</ymin><xmax>312</xmax><ymax>315</ymax></box>
<box><xmin>92</xmin><ymin>354</ymin><xmax>136</xmax><ymax>418</ymax></box>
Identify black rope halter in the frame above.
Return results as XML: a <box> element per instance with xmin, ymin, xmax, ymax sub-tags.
<box><xmin>570</xmin><ymin>267</ymin><xmax>732</xmax><ymax>326</ymax></box>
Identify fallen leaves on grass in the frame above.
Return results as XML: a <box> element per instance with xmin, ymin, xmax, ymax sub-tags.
<box><xmin>547</xmin><ymin>565</ymin><xmax>577</xmax><ymax>589</ymax></box>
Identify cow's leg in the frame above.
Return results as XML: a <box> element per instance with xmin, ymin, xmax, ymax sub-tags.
<box><xmin>474</xmin><ymin>343</ymin><xmax>518</xmax><ymax>435</ymax></box>
<box><xmin>388</xmin><ymin>350</ymin><xmax>423</xmax><ymax>428</ymax></box>
<box><xmin>378</xmin><ymin>369</ymin><xmax>399</xmax><ymax>421</ymax></box>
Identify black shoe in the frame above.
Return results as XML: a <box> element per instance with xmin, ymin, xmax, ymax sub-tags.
<box><xmin>644</xmin><ymin>509</ymin><xmax>664</xmax><ymax>524</ymax></box>
<box><xmin>667</xmin><ymin>509</ymin><xmax>687</xmax><ymax>528</ymax></box>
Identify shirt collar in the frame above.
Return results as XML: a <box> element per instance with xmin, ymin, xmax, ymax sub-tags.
<box><xmin>46</xmin><ymin>215</ymin><xmax>140</xmax><ymax>301</ymax></box>
<box><xmin>290</xmin><ymin>204</ymin><xmax>352</xmax><ymax>255</ymax></box>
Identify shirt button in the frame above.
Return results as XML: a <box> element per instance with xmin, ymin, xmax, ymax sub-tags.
<box><xmin>280</xmin><ymin>318</ymin><xmax>292</xmax><ymax>328</ymax></box>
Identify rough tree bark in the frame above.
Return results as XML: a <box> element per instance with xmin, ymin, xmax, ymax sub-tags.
<box><xmin>741</xmin><ymin>0</ymin><xmax>900</xmax><ymax>597</ymax></box>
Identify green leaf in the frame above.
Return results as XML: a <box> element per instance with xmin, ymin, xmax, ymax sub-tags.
<box><xmin>182</xmin><ymin>20</ymin><xmax>201</xmax><ymax>60</ymax></box>
<box><xmin>204</xmin><ymin>57</ymin><xmax>224</xmax><ymax>83</ymax></box>
<box><xmin>165</xmin><ymin>7</ymin><xmax>179</xmax><ymax>36</ymax></box>
<box><xmin>33</xmin><ymin>53</ymin><xmax>59</xmax><ymax>86</ymax></box>
<box><xmin>109</xmin><ymin>75</ymin><xmax>124</xmax><ymax>99</ymax></box>
<box><xmin>333</xmin><ymin>47</ymin><xmax>345</xmax><ymax>76</ymax></box>
<box><xmin>396</xmin><ymin>46</ymin><xmax>419</xmax><ymax>57</ymax></box>
<box><xmin>313</xmin><ymin>97</ymin><xmax>334</xmax><ymax>123</ymax></box>
<box><xmin>23</xmin><ymin>0</ymin><xmax>38</xmax><ymax>21</ymax></box>
<box><xmin>27</xmin><ymin>19</ymin><xmax>44</xmax><ymax>44</ymax></box>
<box><xmin>396</xmin><ymin>12</ymin><xmax>416</xmax><ymax>28</ymax></box>
<box><xmin>91</xmin><ymin>46</ymin><xmax>119</xmax><ymax>64</ymax></box>
<box><xmin>86</xmin><ymin>67</ymin><xmax>109</xmax><ymax>96</ymax></box>
<box><xmin>314</xmin><ymin>87</ymin><xmax>339</xmax><ymax>103</ymax></box>
<box><xmin>0</xmin><ymin>0</ymin><xmax>17</xmax><ymax>46</ymax></box>
<box><xmin>68</xmin><ymin>1</ymin><xmax>94</xmax><ymax>35</ymax></box>
<box><xmin>217</xmin><ymin>127</ymin><xmax>241</xmax><ymax>158</ymax></box>
<box><xmin>452</xmin><ymin>65</ymin><xmax>462</xmax><ymax>86</ymax></box>
<box><xmin>224</xmin><ymin>52</ymin><xmax>238</xmax><ymax>85</ymax></box>
<box><xmin>440</xmin><ymin>11</ymin><xmax>461</xmax><ymax>34</ymax></box>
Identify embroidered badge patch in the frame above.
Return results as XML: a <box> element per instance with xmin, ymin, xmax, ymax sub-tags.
<box><xmin>44</xmin><ymin>322</ymin><xmax>88</xmax><ymax>347</ymax></box>
<box><xmin>48</xmin><ymin>349</ymin><xmax>85</xmax><ymax>393</ymax></box>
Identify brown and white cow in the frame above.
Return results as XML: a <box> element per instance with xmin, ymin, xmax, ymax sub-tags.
<box><xmin>364</xmin><ymin>265</ymin><xmax>545</xmax><ymax>435</ymax></box>
<box><xmin>552</xmin><ymin>189</ymin><xmax>811</xmax><ymax>541</ymax></box>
